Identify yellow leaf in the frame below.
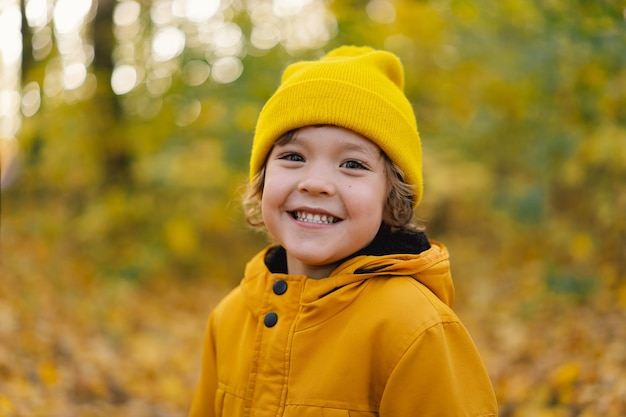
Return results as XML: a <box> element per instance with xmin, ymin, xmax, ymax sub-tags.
<box><xmin>39</xmin><ymin>361</ymin><xmax>58</xmax><ymax>386</ymax></box>
<box><xmin>552</xmin><ymin>362</ymin><xmax>581</xmax><ymax>388</ymax></box>
<box><xmin>0</xmin><ymin>395</ymin><xmax>15</xmax><ymax>415</ymax></box>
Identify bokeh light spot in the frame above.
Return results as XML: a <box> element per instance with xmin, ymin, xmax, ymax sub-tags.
<box><xmin>111</xmin><ymin>64</ymin><xmax>138</xmax><ymax>95</ymax></box>
<box><xmin>211</xmin><ymin>56</ymin><xmax>243</xmax><ymax>84</ymax></box>
<box><xmin>366</xmin><ymin>0</ymin><xmax>396</xmax><ymax>24</ymax></box>
<box><xmin>152</xmin><ymin>27</ymin><xmax>186</xmax><ymax>62</ymax></box>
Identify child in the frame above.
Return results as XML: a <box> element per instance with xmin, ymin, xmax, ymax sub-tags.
<box><xmin>189</xmin><ymin>46</ymin><xmax>498</xmax><ymax>417</ymax></box>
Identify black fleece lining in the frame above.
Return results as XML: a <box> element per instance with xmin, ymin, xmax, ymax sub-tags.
<box><xmin>264</xmin><ymin>226</ymin><xmax>431</xmax><ymax>274</ymax></box>
<box><xmin>350</xmin><ymin>226</ymin><xmax>431</xmax><ymax>257</ymax></box>
<box><xmin>265</xmin><ymin>246</ymin><xmax>289</xmax><ymax>274</ymax></box>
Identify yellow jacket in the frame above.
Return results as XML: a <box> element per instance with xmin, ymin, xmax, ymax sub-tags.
<box><xmin>189</xmin><ymin>240</ymin><xmax>497</xmax><ymax>416</ymax></box>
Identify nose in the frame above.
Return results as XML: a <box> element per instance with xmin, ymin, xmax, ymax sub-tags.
<box><xmin>297</xmin><ymin>168</ymin><xmax>336</xmax><ymax>196</ymax></box>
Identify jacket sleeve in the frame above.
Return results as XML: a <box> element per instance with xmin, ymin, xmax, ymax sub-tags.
<box><xmin>188</xmin><ymin>314</ymin><xmax>218</xmax><ymax>417</ymax></box>
<box><xmin>379</xmin><ymin>319</ymin><xmax>498</xmax><ymax>417</ymax></box>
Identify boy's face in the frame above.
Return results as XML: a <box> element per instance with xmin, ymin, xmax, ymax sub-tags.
<box><xmin>261</xmin><ymin>125</ymin><xmax>388</xmax><ymax>279</ymax></box>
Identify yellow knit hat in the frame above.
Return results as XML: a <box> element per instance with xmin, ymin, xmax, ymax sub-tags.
<box><xmin>250</xmin><ymin>45</ymin><xmax>423</xmax><ymax>206</ymax></box>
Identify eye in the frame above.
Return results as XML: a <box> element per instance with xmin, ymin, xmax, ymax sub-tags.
<box><xmin>341</xmin><ymin>159</ymin><xmax>368</xmax><ymax>170</ymax></box>
<box><xmin>278</xmin><ymin>152</ymin><xmax>304</xmax><ymax>162</ymax></box>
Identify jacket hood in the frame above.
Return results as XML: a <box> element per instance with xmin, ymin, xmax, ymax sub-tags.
<box><xmin>240</xmin><ymin>231</ymin><xmax>455</xmax><ymax>317</ymax></box>
<box><xmin>332</xmin><ymin>240</ymin><xmax>454</xmax><ymax>306</ymax></box>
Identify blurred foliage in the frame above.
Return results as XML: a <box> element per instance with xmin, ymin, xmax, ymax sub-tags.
<box><xmin>1</xmin><ymin>0</ymin><xmax>625</xmax><ymax>416</ymax></box>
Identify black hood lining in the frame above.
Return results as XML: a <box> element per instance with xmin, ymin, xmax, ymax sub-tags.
<box><xmin>264</xmin><ymin>226</ymin><xmax>431</xmax><ymax>274</ymax></box>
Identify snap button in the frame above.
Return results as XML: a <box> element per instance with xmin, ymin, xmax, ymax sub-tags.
<box><xmin>273</xmin><ymin>279</ymin><xmax>288</xmax><ymax>295</ymax></box>
<box><xmin>264</xmin><ymin>312</ymin><xmax>278</xmax><ymax>328</ymax></box>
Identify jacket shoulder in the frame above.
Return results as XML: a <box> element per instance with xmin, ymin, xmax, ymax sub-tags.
<box><xmin>358</xmin><ymin>276</ymin><xmax>460</xmax><ymax>333</ymax></box>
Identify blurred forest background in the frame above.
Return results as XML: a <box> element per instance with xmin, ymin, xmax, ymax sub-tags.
<box><xmin>0</xmin><ymin>0</ymin><xmax>625</xmax><ymax>416</ymax></box>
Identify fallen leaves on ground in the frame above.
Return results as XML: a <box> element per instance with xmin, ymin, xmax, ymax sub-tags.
<box><xmin>1</xmin><ymin>229</ymin><xmax>625</xmax><ymax>417</ymax></box>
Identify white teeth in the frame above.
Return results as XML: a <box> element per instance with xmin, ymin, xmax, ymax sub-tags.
<box><xmin>295</xmin><ymin>211</ymin><xmax>337</xmax><ymax>224</ymax></box>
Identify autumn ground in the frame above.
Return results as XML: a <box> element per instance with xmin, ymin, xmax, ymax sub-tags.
<box><xmin>1</xmin><ymin>201</ymin><xmax>625</xmax><ymax>417</ymax></box>
<box><xmin>0</xmin><ymin>230</ymin><xmax>220</xmax><ymax>417</ymax></box>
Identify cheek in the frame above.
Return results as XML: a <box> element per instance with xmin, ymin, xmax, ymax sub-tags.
<box><xmin>349</xmin><ymin>181</ymin><xmax>387</xmax><ymax>218</ymax></box>
<box><xmin>260</xmin><ymin>185</ymin><xmax>273</xmax><ymax>218</ymax></box>
<box><xmin>260</xmin><ymin>172</ymin><xmax>284</xmax><ymax>219</ymax></box>
<box><xmin>371</xmin><ymin>180</ymin><xmax>389</xmax><ymax>213</ymax></box>
<box><xmin>373</xmin><ymin>183</ymin><xmax>390</xmax><ymax>222</ymax></box>
<box><xmin>260</xmin><ymin>192</ymin><xmax>275</xmax><ymax>233</ymax></box>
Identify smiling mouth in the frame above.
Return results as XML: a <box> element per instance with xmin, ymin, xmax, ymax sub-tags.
<box><xmin>291</xmin><ymin>211</ymin><xmax>341</xmax><ymax>224</ymax></box>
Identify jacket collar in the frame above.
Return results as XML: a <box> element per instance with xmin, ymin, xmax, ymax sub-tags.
<box><xmin>241</xmin><ymin>229</ymin><xmax>455</xmax><ymax>317</ymax></box>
